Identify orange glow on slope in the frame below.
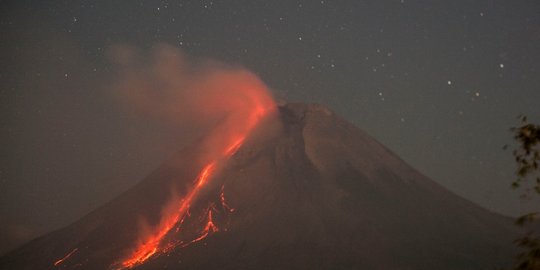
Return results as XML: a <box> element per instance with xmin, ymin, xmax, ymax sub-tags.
<box><xmin>224</xmin><ymin>137</ymin><xmax>245</xmax><ymax>156</ymax></box>
<box><xmin>118</xmin><ymin>162</ymin><xmax>217</xmax><ymax>269</ymax></box>
<box><xmin>54</xmin><ymin>248</ymin><xmax>78</xmax><ymax>267</ymax></box>
<box><xmin>115</xmin><ymin>87</ymin><xmax>274</xmax><ymax>269</ymax></box>
<box><xmin>220</xmin><ymin>185</ymin><xmax>235</xmax><ymax>213</ymax></box>
<box><xmin>187</xmin><ymin>209</ymin><xmax>219</xmax><ymax>245</ymax></box>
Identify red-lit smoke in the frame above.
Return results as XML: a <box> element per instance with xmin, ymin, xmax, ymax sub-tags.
<box><xmin>107</xmin><ymin>44</ymin><xmax>275</xmax><ymax>269</ymax></box>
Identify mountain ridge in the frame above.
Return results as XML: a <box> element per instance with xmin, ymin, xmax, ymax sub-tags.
<box><xmin>1</xmin><ymin>102</ymin><xmax>517</xmax><ymax>270</ymax></box>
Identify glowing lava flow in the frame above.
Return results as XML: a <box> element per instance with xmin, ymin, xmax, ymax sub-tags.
<box><xmin>115</xmin><ymin>100</ymin><xmax>273</xmax><ymax>269</ymax></box>
<box><xmin>220</xmin><ymin>185</ymin><xmax>235</xmax><ymax>213</ymax></box>
<box><xmin>187</xmin><ymin>209</ymin><xmax>219</xmax><ymax>245</ymax></box>
<box><xmin>117</xmin><ymin>162</ymin><xmax>217</xmax><ymax>269</ymax></box>
<box><xmin>54</xmin><ymin>248</ymin><xmax>78</xmax><ymax>267</ymax></box>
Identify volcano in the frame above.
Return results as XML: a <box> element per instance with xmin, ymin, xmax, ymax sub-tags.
<box><xmin>1</xmin><ymin>103</ymin><xmax>517</xmax><ymax>270</ymax></box>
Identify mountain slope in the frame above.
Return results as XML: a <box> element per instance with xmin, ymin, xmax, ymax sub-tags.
<box><xmin>0</xmin><ymin>103</ymin><xmax>517</xmax><ymax>270</ymax></box>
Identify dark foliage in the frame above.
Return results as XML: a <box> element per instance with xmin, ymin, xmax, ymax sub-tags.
<box><xmin>507</xmin><ymin>115</ymin><xmax>540</xmax><ymax>270</ymax></box>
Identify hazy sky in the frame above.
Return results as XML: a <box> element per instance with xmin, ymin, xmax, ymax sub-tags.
<box><xmin>1</xmin><ymin>0</ymin><xmax>539</xmax><ymax>254</ymax></box>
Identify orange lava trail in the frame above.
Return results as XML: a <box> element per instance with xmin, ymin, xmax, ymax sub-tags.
<box><xmin>54</xmin><ymin>248</ymin><xmax>78</xmax><ymax>267</ymax></box>
<box><xmin>187</xmin><ymin>210</ymin><xmax>219</xmax><ymax>245</ymax></box>
<box><xmin>224</xmin><ymin>137</ymin><xmax>245</xmax><ymax>156</ymax></box>
<box><xmin>118</xmin><ymin>162</ymin><xmax>217</xmax><ymax>269</ymax></box>
<box><xmin>220</xmin><ymin>185</ymin><xmax>235</xmax><ymax>213</ymax></box>
<box><xmin>116</xmin><ymin>101</ymin><xmax>273</xmax><ymax>269</ymax></box>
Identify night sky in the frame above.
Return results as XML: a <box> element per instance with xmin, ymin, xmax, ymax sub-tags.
<box><xmin>1</xmin><ymin>0</ymin><xmax>539</xmax><ymax>254</ymax></box>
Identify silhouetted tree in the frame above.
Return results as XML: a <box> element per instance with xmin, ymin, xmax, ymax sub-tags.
<box><xmin>506</xmin><ymin>115</ymin><xmax>540</xmax><ymax>270</ymax></box>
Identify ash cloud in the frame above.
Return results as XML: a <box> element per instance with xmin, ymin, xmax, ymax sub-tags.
<box><xmin>108</xmin><ymin>43</ymin><xmax>275</xmax><ymax>158</ymax></box>
<box><xmin>106</xmin><ymin>44</ymin><xmax>276</xmax><ymax>265</ymax></box>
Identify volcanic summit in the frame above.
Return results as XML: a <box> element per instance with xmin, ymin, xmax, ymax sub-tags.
<box><xmin>0</xmin><ymin>103</ymin><xmax>517</xmax><ymax>270</ymax></box>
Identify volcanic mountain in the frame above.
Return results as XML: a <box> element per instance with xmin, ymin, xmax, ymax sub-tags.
<box><xmin>1</xmin><ymin>103</ymin><xmax>517</xmax><ymax>270</ymax></box>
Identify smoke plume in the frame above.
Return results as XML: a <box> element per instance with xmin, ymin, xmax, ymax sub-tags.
<box><xmin>106</xmin><ymin>43</ymin><xmax>276</xmax><ymax>269</ymax></box>
<box><xmin>108</xmin><ymin>43</ymin><xmax>275</xmax><ymax>157</ymax></box>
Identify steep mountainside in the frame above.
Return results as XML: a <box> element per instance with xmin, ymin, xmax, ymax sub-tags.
<box><xmin>0</xmin><ymin>103</ymin><xmax>517</xmax><ymax>270</ymax></box>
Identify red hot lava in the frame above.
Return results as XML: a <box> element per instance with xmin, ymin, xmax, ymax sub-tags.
<box><xmin>188</xmin><ymin>209</ymin><xmax>219</xmax><ymax>245</ymax></box>
<box><xmin>111</xmin><ymin>53</ymin><xmax>275</xmax><ymax>269</ymax></box>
